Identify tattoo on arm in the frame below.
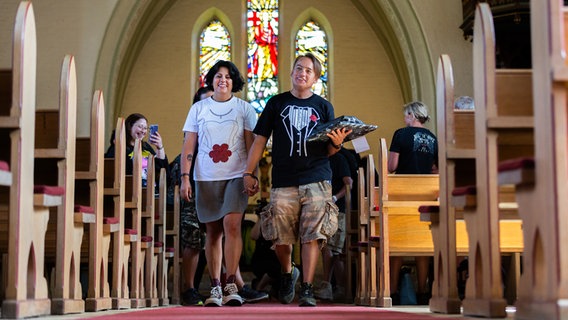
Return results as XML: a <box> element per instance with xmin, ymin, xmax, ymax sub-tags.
<box><xmin>186</xmin><ymin>154</ymin><xmax>193</xmax><ymax>162</ymax></box>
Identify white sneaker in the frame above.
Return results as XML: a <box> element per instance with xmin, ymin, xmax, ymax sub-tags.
<box><xmin>222</xmin><ymin>283</ymin><xmax>244</xmax><ymax>306</ymax></box>
<box><xmin>314</xmin><ymin>281</ymin><xmax>333</xmax><ymax>301</ymax></box>
<box><xmin>205</xmin><ymin>286</ymin><xmax>222</xmax><ymax>307</ymax></box>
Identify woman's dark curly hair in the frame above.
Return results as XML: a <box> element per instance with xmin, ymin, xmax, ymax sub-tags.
<box><xmin>204</xmin><ymin>60</ymin><xmax>245</xmax><ymax>92</ymax></box>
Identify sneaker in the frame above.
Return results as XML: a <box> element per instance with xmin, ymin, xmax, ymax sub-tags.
<box><xmin>182</xmin><ymin>287</ymin><xmax>204</xmax><ymax>306</ymax></box>
<box><xmin>239</xmin><ymin>284</ymin><xmax>269</xmax><ymax>303</ymax></box>
<box><xmin>204</xmin><ymin>286</ymin><xmax>222</xmax><ymax>307</ymax></box>
<box><xmin>299</xmin><ymin>282</ymin><xmax>317</xmax><ymax>307</ymax></box>
<box><xmin>278</xmin><ymin>265</ymin><xmax>300</xmax><ymax>304</ymax></box>
<box><xmin>314</xmin><ymin>281</ymin><xmax>333</xmax><ymax>301</ymax></box>
<box><xmin>222</xmin><ymin>283</ymin><xmax>244</xmax><ymax>306</ymax></box>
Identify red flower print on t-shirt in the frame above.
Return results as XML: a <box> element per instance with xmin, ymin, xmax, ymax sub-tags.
<box><xmin>310</xmin><ymin>114</ymin><xmax>318</xmax><ymax>122</ymax></box>
<box><xmin>209</xmin><ymin>143</ymin><xmax>232</xmax><ymax>163</ymax></box>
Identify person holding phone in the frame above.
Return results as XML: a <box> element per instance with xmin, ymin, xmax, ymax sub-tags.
<box><xmin>105</xmin><ymin>113</ymin><xmax>170</xmax><ymax>190</ymax></box>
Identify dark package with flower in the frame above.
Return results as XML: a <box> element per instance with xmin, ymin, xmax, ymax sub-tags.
<box><xmin>307</xmin><ymin>115</ymin><xmax>378</xmax><ymax>143</ymax></box>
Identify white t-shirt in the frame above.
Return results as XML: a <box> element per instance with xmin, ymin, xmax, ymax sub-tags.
<box><xmin>183</xmin><ymin>96</ymin><xmax>257</xmax><ymax>181</ymax></box>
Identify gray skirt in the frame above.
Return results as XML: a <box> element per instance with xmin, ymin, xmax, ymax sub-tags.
<box><xmin>195</xmin><ymin>178</ymin><xmax>248</xmax><ymax>223</ymax></box>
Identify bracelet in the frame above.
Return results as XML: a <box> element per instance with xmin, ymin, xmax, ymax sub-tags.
<box><xmin>181</xmin><ymin>173</ymin><xmax>190</xmax><ymax>178</ymax></box>
<box><xmin>243</xmin><ymin>172</ymin><xmax>258</xmax><ymax>181</ymax></box>
<box><xmin>330</xmin><ymin>141</ymin><xmax>342</xmax><ymax>149</ymax></box>
<box><xmin>157</xmin><ymin>145</ymin><xmax>163</xmax><ymax>150</ymax></box>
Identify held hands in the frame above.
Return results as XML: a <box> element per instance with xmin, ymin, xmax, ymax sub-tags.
<box><xmin>326</xmin><ymin>127</ymin><xmax>352</xmax><ymax>148</ymax></box>
<box><xmin>243</xmin><ymin>173</ymin><xmax>259</xmax><ymax>196</ymax></box>
<box><xmin>180</xmin><ymin>179</ymin><xmax>192</xmax><ymax>202</ymax></box>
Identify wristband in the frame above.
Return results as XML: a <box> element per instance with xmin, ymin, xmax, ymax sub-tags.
<box><xmin>181</xmin><ymin>173</ymin><xmax>190</xmax><ymax>178</ymax></box>
<box><xmin>332</xmin><ymin>195</ymin><xmax>337</xmax><ymax>203</ymax></box>
<box><xmin>157</xmin><ymin>145</ymin><xmax>163</xmax><ymax>150</ymax></box>
<box><xmin>243</xmin><ymin>172</ymin><xmax>258</xmax><ymax>181</ymax></box>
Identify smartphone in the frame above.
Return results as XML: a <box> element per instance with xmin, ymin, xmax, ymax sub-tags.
<box><xmin>149</xmin><ymin>124</ymin><xmax>158</xmax><ymax>136</ymax></box>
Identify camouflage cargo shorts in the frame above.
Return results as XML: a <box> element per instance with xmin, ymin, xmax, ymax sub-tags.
<box><xmin>180</xmin><ymin>198</ymin><xmax>206</xmax><ymax>250</ymax></box>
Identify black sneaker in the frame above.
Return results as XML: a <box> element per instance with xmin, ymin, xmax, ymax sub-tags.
<box><xmin>182</xmin><ymin>288</ymin><xmax>204</xmax><ymax>306</ymax></box>
<box><xmin>278</xmin><ymin>265</ymin><xmax>299</xmax><ymax>304</ymax></box>
<box><xmin>299</xmin><ymin>282</ymin><xmax>316</xmax><ymax>307</ymax></box>
<box><xmin>239</xmin><ymin>284</ymin><xmax>269</xmax><ymax>303</ymax></box>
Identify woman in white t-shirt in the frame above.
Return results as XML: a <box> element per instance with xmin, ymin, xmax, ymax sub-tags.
<box><xmin>180</xmin><ymin>60</ymin><xmax>257</xmax><ymax>307</ymax></box>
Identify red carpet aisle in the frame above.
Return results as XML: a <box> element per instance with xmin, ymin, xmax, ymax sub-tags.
<box><xmin>90</xmin><ymin>303</ymin><xmax>464</xmax><ymax>320</ymax></box>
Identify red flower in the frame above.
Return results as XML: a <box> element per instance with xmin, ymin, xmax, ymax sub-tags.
<box><xmin>209</xmin><ymin>143</ymin><xmax>232</xmax><ymax>163</ymax></box>
<box><xmin>310</xmin><ymin>115</ymin><xmax>318</xmax><ymax>122</ymax></box>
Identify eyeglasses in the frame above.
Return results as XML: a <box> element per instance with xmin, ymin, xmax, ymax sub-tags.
<box><xmin>135</xmin><ymin>124</ymin><xmax>148</xmax><ymax>131</ymax></box>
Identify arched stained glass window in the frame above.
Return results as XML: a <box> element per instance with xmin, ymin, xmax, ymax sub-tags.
<box><xmin>199</xmin><ymin>20</ymin><xmax>231</xmax><ymax>86</ymax></box>
<box><xmin>295</xmin><ymin>20</ymin><xmax>328</xmax><ymax>98</ymax></box>
<box><xmin>246</xmin><ymin>0</ymin><xmax>279</xmax><ymax>113</ymax></box>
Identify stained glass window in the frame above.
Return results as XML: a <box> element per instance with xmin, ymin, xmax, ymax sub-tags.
<box><xmin>295</xmin><ymin>20</ymin><xmax>328</xmax><ymax>98</ymax></box>
<box><xmin>246</xmin><ymin>0</ymin><xmax>279</xmax><ymax>113</ymax></box>
<box><xmin>199</xmin><ymin>20</ymin><xmax>231</xmax><ymax>86</ymax></box>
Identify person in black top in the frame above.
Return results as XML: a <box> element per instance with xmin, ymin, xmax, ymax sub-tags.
<box><xmin>105</xmin><ymin>113</ymin><xmax>170</xmax><ymax>191</ymax></box>
<box><xmin>243</xmin><ymin>53</ymin><xmax>352</xmax><ymax>307</ymax></box>
<box><xmin>388</xmin><ymin>101</ymin><xmax>438</xmax><ymax>305</ymax></box>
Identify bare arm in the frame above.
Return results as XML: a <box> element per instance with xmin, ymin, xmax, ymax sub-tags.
<box><xmin>180</xmin><ymin>131</ymin><xmax>197</xmax><ymax>201</ymax></box>
<box><xmin>388</xmin><ymin>151</ymin><xmax>399</xmax><ymax>173</ymax></box>
<box><xmin>243</xmin><ymin>135</ymin><xmax>269</xmax><ymax>196</ymax></box>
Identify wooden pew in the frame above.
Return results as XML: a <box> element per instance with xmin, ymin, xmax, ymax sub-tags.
<box><xmin>34</xmin><ymin>54</ymin><xmax>88</xmax><ymax>315</ymax></box>
<box><xmin>366</xmin><ymin>142</ymin><xmax>440</xmax><ymax>308</ymax></box>
<box><xmin>457</xmin><ymin>4</ymin><xmax>532</xmax><ymax>318</ymax></box>
<box><xmin>353</xmin><ymin>167</ymin><xmax>370</xmax><ymax>306</ymax></box>
<box><xmin>124</xmin><ymin>138</ymin><xmax>144</xmax><ymax>308</ymax></box>
<box><xmin>0</xmin><ymin>2</ymin><xmax>56</xmax><ymax>318</ymax></box>
<box><xmin>166</xmin><ymin>185</ymin><xmax>181</xmax><ymax>304</ymax></box>
<box><xmin>74</xmin><ymin>90</ymin><xmax>112</xmax><ymax>312</ymax></box>
<box><xmin>141</xmin><ymin>153</ymin><xmax>159</xmax><ymax>307</ymax></box>
<box><xmin>426</xmin><ymin>53</ymin><xmax>525</xmax><ymax>316</ymax></box>
<box><xmin>427</xmin><ymin>54</ymin><xmax>472</xmax><ymax>314</ymax></box>
<box><xmin>103</xmin><ymin>117</ymin><xmax>130</xmax><ymax>309</ymax></box>
<box><xmin>494</xmin><ymin>1</ymin><xmax>568</xmax><ymax>318</ymax></box>
<box><xmin>344</xmin><ymin>183</ymin><xmax>356</xmax><ymax>303</ymax></box>
<box><xmin>154</xmin><ymin>168</ymin><xmax>170</xmax><ymax>306</ymax></box>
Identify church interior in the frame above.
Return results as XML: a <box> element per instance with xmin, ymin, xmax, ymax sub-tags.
<box><xmin>0</xmin><ymin>0</ymin><xmax>567</xmax><ymax>319</ymax></box>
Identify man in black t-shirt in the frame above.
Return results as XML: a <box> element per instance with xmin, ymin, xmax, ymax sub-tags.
<box><xmin>243</xmin><ymin>53</ymin><xmax>351</xmax><ymax>307</ymax></box>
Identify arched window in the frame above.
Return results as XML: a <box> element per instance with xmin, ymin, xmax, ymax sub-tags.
<box><xmin>295</xmin><ymin>20</ymin><xmax>328</xmax><ymax>98</ymax></box>
<box><xmin>199</xmin><ymin>19</ymin><xmax>231</xmax><ymax>86</ymax></box>
<box><xmin>246</xmin><ymin>0</ymin><xmax>279</xmax><ymax>113</ymax></box>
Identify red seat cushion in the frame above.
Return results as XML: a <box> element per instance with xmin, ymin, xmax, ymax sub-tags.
<box><xmin>124</xmin><ymin>228</ymin><xmax>138</xmax><ymax>235</ymax></box>
<box><xmin>0</xmin><ymin>160</ymin><xmax>9</xmax><ymax>171</ymax></box>
<box><xmin>418</xmin><ymin>205</ymin><xmax>439</xmax><ymax>213</ymax></box>
<box><xmin>74</xmin><ymin>205</ymin><xmax>94</xmax><ymax>213</ymax></box>
<box><xmin>34</xmin><ymin>185</ymin><xmax>65</xmax><ymax>195</ymax></box>
<box><xmin>103</xmin><ymin>217</ymin><xmax>119</xmax><ymax>224</ymax></box>
<box><xmin>141</xmin><ymin>236</ymin><xmax>153</xmax><ymax>242</ymax></box>
<box><xmin>498</xmin><ymin>157</ymin><xmax>535</xmax><ymax>172</ymax></box>
<box><xmin>154</xmin><ymin>241</ymin><xmax>164</xmax><ymax>248</ymax></box>
<box><xmin>452</xmin><ymin>185</ymin><xmax>476</xmax><ymax>196</ymax></box>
